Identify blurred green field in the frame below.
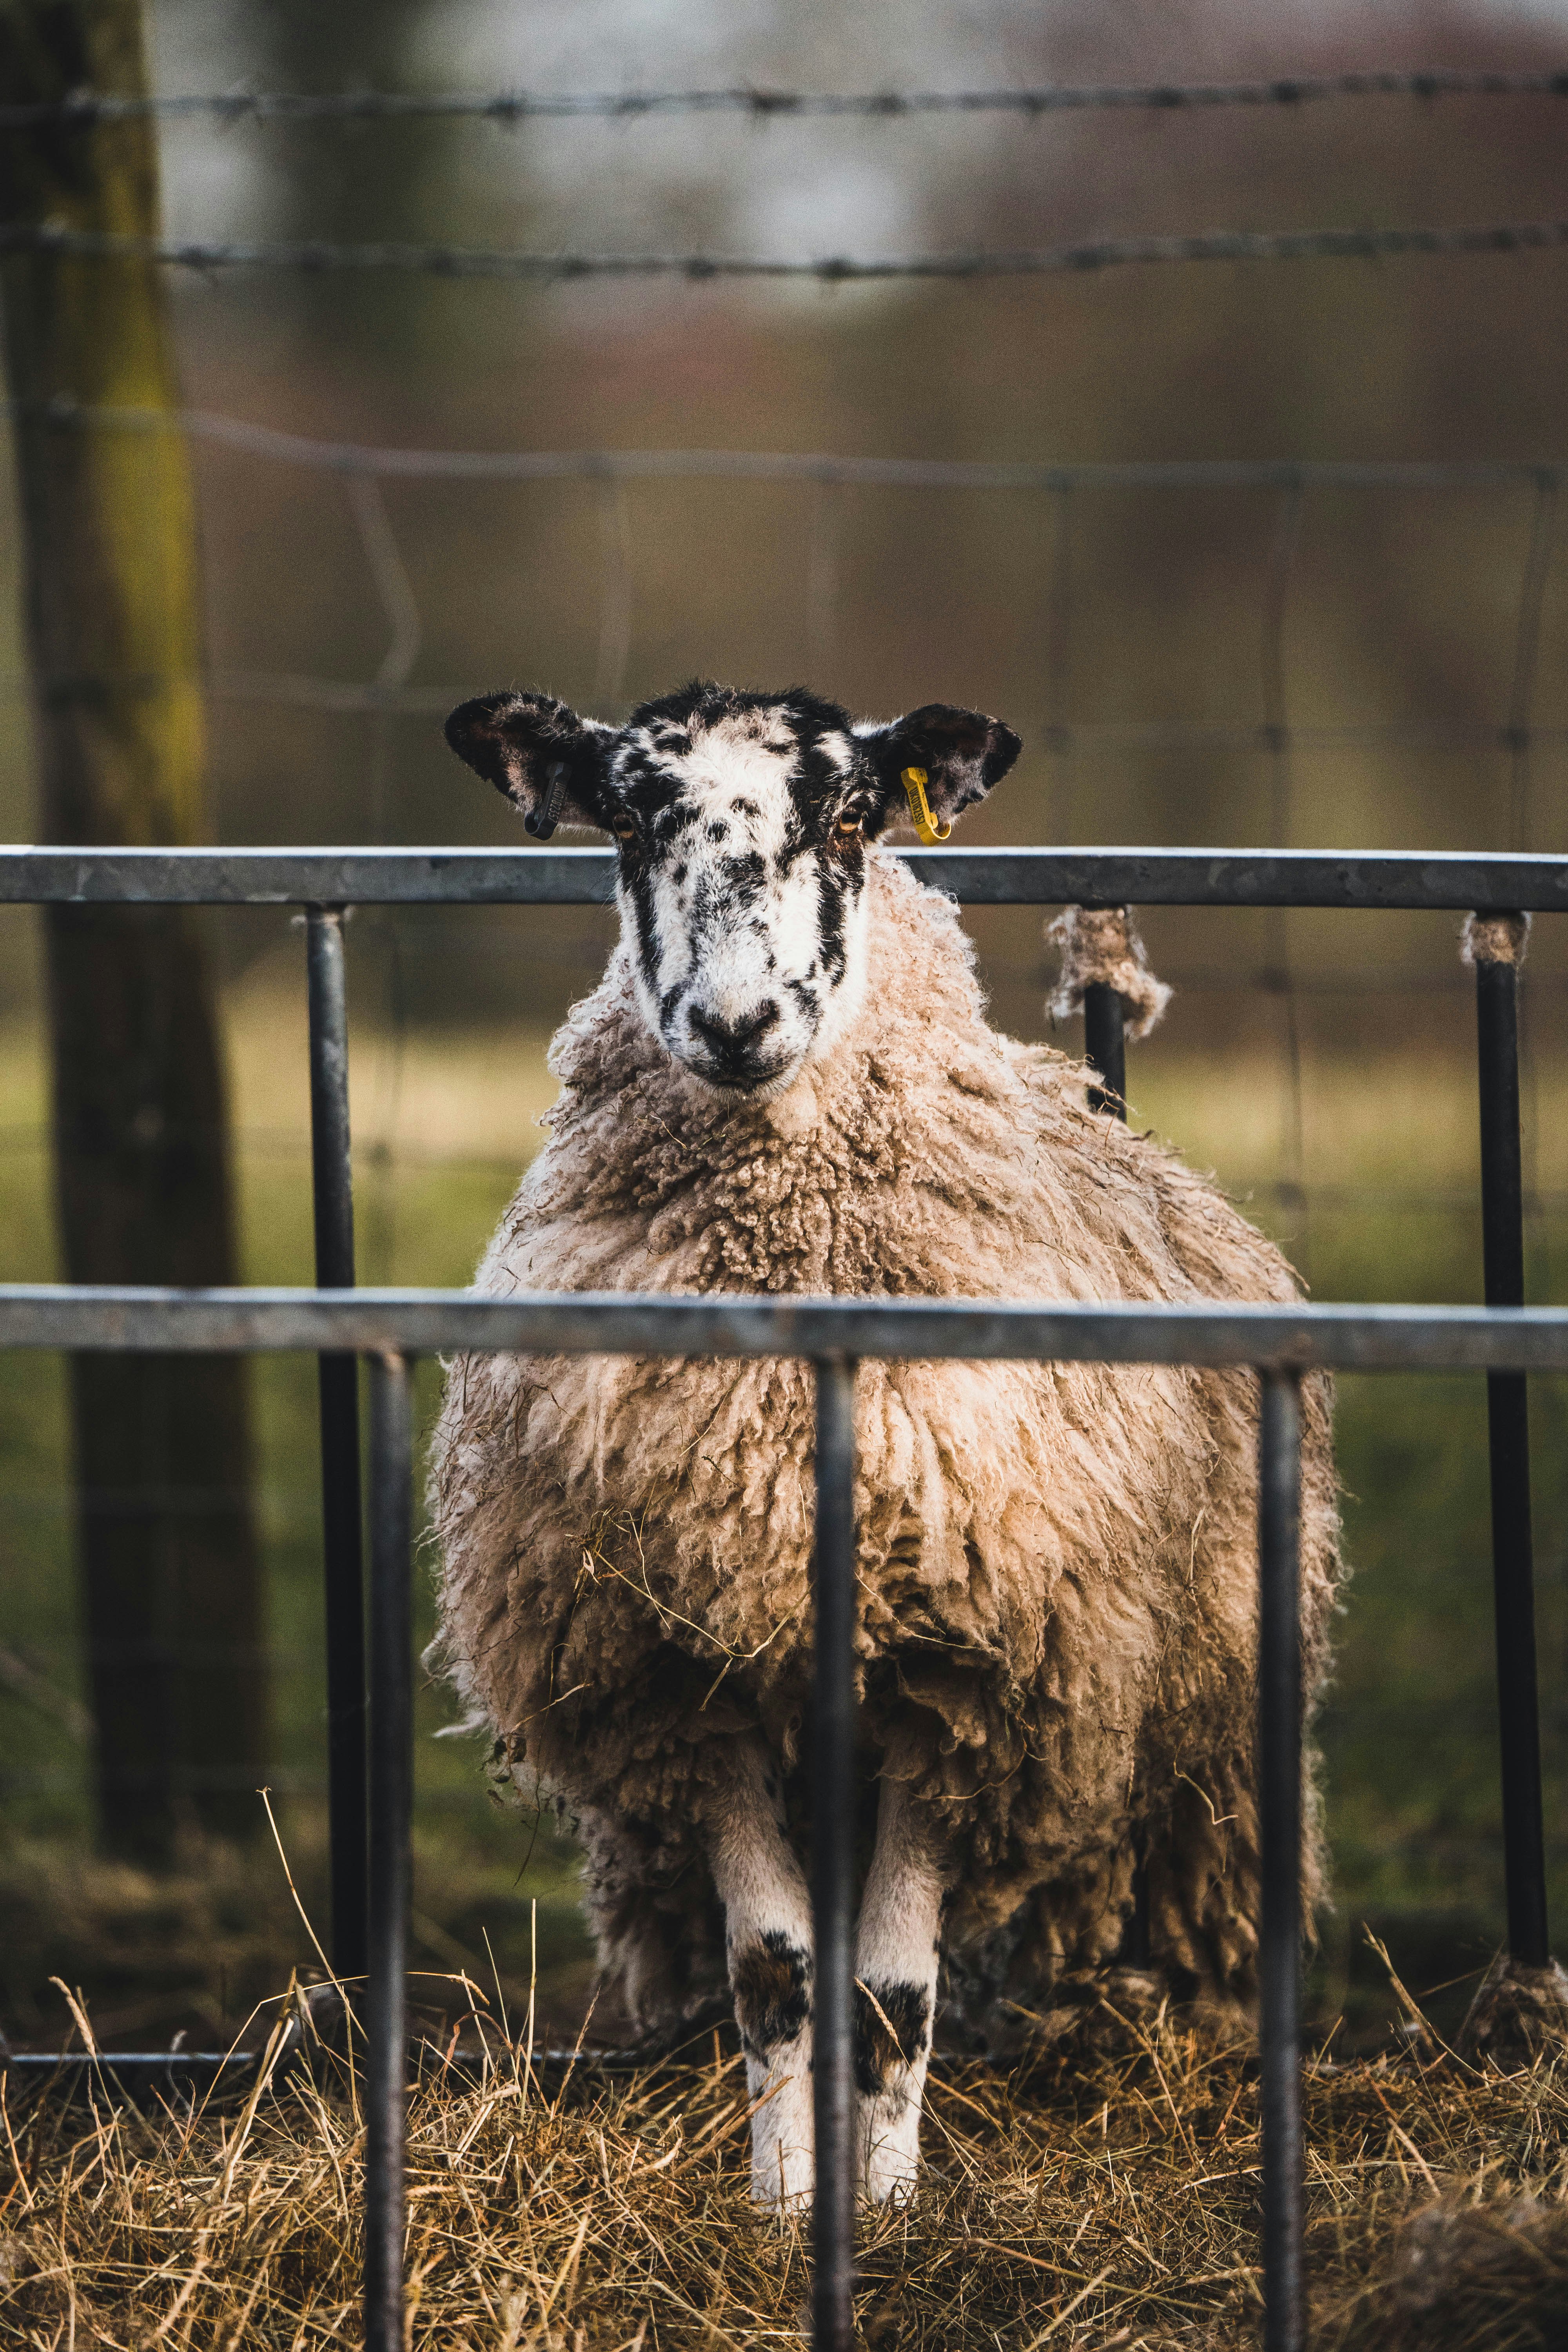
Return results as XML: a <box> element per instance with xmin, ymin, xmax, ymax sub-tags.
<box><xmin>2</xmin><ymin>974</ymin><xmax>1565</xmax><ymax>2052</ymax></box>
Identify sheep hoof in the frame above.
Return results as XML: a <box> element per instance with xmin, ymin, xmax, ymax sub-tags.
<box><xmin>861</xmin><ymin>2145</ymin><xmax>920</xmax><ymax>2206</ymax></box>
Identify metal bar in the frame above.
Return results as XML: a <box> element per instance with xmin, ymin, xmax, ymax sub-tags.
<box><xmin>0</xmin><ymin>2043</ymin><xmax>654</xmax><ymax>2110</ymax></box>
<box><xmin>1084</xmin><ymin>982</ymin><xmax>1153</xmax><ymax>1961</ymax></box>
<box><xmin>4</xmin><ymin>1285</ymin><xmax>1568</xmax><ymax>1371</ymax></box>
<box><xmin>3</xmin><ymin>844</ymin><xmax>1568</xmax><ymax>910</ymax></box>
<box><xmin>2</xmin><ymin>2051</ymin><xmax>266</xmax><ymax>2087</ymax></box>
<box><xmin>1083</xmin><ymin>980</ymin><xmax>1127</xmax><ymax>1116</ymax></box>
<box><xmin>811</xmin><ymin>1356</ymin><xmax>857</xmax><ymax>2352</ymax></box>
<box><xmin>1258</xmin><ymin>1367</ymin><xmax>1305</xmax><ymax>2352</ymax></box>
<box><xmin>1476</xmin><ymin>954</ymin><xmax>1550</xmax><ymax>1963</ymax></box>
<box><xmin>364</xmin><ymin>1352</ymin><xmax>413</xmax><ymax>2352</ymax></box>
<box><xmin>306</xmin><ymin>907</ymin><xmax>369</xmax><ymax>1985</ymax></box>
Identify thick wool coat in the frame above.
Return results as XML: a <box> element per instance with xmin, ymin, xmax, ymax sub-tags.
<box><xmin>430</xmin><ymin>856</ymin><xmax>1340</xmax><ymax>2033</ymax></box>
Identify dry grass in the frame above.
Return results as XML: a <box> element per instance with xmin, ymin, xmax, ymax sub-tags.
<box><xmin>0</xmin><ymin>1824</ymin><xmax>596</xmax><ymax>2056</ymax></box>
<box><xmin>5</xmin><ymin>1990</ymin><xmax>1568</xmax><ymax>2350</ymax></box>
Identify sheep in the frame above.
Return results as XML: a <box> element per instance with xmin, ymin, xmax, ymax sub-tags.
<box><xmin>430</xmin><ymin>677</ymin><xmax>1341</xmax><ymax>2209</ymax></box>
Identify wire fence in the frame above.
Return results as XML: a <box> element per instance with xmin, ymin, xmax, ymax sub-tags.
<box><xmin>4</xmin><ymin>67</ymin><xmax>1566</xmax><ymax>127</ymax></box>
<box><xmin>7</xmin><ymin>216</ymin><xmax>1568</xmax><ymax>281</ymax></box>
<box><xmin>3</xmin><ymin>403</ymin><xmax>1563</xmax><ymax>743</ymax></box>
<box><xmin>0</xmin><ymin>405</ymin><xmax>1562</xmax><ymax>1268</ymax></box>
<box><xmin>1</xmin><ymin>411</ymin><xmax>1565</xmax><ymax>1966</ymax></box>
<box><xmin>0</xmin><ymin>408</ymin><xmax>1559</xmax><ymax>1075</ymax></box>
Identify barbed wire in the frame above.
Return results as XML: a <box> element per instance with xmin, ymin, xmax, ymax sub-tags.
<box><xmin>2</xmin><ymin>69</ymin><xmax>1566</xmax><ymax>130</ymax></box>
<box><xmin>5</xmin><ymin>217</ymin><xmax>1568</xmax><ymax>281</ymax></box>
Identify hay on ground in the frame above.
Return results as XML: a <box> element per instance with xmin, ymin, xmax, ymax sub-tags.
<box><xmin>5</xmin><ymin>1987</ymin><xmax>1568</xmax><ymax>2349</ymax></box>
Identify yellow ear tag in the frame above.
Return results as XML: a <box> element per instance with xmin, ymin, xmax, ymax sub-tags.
<box><xmin>902</xmin><ymin>765</ymin><xmax>952</xmax><ymax>846</ymax></box>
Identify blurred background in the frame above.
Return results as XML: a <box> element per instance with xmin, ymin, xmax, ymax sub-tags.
<box><xmin>1</xmin><ymin>0</ymin><xmax>1566</xmax><ymax>2054</ymax></box>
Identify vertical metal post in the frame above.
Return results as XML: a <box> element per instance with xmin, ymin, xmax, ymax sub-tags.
<box><xmin>1083</xmin><ymin>979</ymin><xmax>1127</xmax><ymax>1118</ymax></box>
<box><xmin>1258</xmin><ymin>1367</ymin><xmax>1304</xmax><ymax>2352</ymax></box>
<box><xmin>812</xmin><ymin>1356</ymin><xmax>858</xmax><ymax>2352</ymax></box>
<box><xmin>1086</xmin><ymin>980</ymin><xmax>1153</xmax><ymax>1965</ymax></box>
<box><xmin>1475</xmin><ymin>951</ymin><xmax>1550</xmax><ymax>1965</ymax></box>
<box><xmin>307</xmin><ymin>906</ymin><xmax>369</xmax><ymax>1984</ymax></box>
<box><xmin>364</xmin><ymin>1351</ymin><xmax>412</xmax><ymax>2352</ymax></box>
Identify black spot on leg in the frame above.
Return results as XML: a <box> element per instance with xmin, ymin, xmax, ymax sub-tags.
<box><xmin>854</xmin><ymin>1980</ymin><xmax>931</xmax><ymax>2098</ymax></box>
<box><xmin>732</xmin><ymin>1930</ymin><xmax>813</xmax><ymax>2058</ymax></box>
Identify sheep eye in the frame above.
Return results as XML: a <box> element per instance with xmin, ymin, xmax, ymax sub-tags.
<box><xmin>835</xmin><ymin>810</ymin><xmax>864</xmax><ymax>842</ymax></box>
<box><xmin>612</xmin><ymin>812</ymin><xmax>638</xmax><ymax>843</ymax></box>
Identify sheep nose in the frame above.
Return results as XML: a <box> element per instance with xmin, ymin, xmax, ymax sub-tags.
<box><xmin>689</xmin><ymin>1001</ymin><xmax>780</xmax><ymax>1062</ymax></box>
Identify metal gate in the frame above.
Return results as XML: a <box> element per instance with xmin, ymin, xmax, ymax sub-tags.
<box><xmin>3</xmin><ymin>837</ymin><xmax>1565</xmax><ymax>2352</ymax></box>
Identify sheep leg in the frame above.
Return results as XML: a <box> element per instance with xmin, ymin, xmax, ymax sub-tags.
<box><xmin>854</xmin><ymin>1742</ymin><xmax>950</xmax><ymax>2202</ymax></box>
<box><xmin>704</xmin><ymin>1734</ymin><xmax>815</xmax><ymax>2207</ymax></box>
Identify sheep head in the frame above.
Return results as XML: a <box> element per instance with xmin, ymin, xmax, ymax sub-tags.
<box><xmin>445</xmin><ymin>679</ymin><xmax>1021</xmax><ymax>1100</ymax></box>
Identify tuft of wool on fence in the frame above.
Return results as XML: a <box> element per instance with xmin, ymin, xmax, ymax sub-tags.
<box><xmin>1461</xmin><ymin>909</ymin><xmax>1532</xmax><ymax>967</ymax></box>
<box><xmin>1046</xmin><ymin>904</ymin><xmax>1173</xmax><ymax>1039</ymax></box>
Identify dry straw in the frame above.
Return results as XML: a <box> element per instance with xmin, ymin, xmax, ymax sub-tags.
<box><xmin>5</xmin><ymin>1984</ymin><xmax>1568</xmax><ymax>2348</ymax></box>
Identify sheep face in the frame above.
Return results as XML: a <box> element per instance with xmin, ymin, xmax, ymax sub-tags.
<box><xmin>445</xmin><ymin>679</ymin><xmax>1021</xmax><ymax>1099</ymax></box>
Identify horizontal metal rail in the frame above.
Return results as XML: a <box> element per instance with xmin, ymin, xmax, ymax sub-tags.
<box><xmin>2</xmin><ymin>842</ymin><xmax>1566</xmax><ymax>909</ymax></box>
<box><xmin>0</xmin><ymin>2043</ymin><xmax>649</xmax><ymax>2106</ymax></box>
<box><xmin>2</xmin><ymin>1284</ymin><xmax>1566</xmax><ymax>1367</ymax></box>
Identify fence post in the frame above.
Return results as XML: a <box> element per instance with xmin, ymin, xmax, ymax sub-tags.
<box><xmin>1083</xmin><ymin>980</ymin><xmax>1127</xmax><ymax>1119</ymax></box>
<box><xmin>2</xmin><ymin>5</ymin><xmax>266</xmax><ymax>1858</ymax></box>
<box><xmin>1473</xmin><ymin>933</ymin><xmax>1550</xmax><ymax>1965</ymax></box>
<box><xmin>1085</xmin><ymin>978</ymin><xmax>1154</xmax><ymax>1964</ymax></box>
<box><xmin>364</xmin><ymin>1350</ymin><xmax>413</xmax><ymax>2352</ymax></box>
<box><xmin>812</xmin><ymin>1356</ymin><xmax>858</xmax><ymax>2352</ymax></box>
<box><xmin>306</xmin><ymin>905</ymin><xmax>369</xmax><ymax>1984</ymax></box>
<box><xmin>1258</xmin><ymin>1367</ymin><xmax>1305</xmax><ymax>2352</ymax></box>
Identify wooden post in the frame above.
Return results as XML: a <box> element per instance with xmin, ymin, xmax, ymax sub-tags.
<box><xmin>0</xmin><ymin>1</ymin><xmax>267</xmax><ymax>1859</ymax></box>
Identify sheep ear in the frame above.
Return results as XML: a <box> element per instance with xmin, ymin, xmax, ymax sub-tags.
<box><xmin>855</xmin><ymin>703</ymin><xmax>1022</xmax><ymax>833</ymax></box>
<box><xmin>445</xmin><ymin>690</ymin><xmax>615</xmax><ymax>838</ymax></box>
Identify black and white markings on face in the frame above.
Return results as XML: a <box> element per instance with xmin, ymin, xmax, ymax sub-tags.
<box><xmin>610</xmin><ymin>686</ymin><xmax>873</xmax><ymax>1099</ymax></box>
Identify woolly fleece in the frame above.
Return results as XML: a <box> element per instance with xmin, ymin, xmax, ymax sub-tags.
<box><xmin>430</xmin><ymin>855</ymin><xmax>1340</xmax><ymax>2038</ymax></box>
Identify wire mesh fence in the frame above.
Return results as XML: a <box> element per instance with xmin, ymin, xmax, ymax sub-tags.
<box><xmin>1</xmin><ymin>416</ymin><xmax>1565</xmax><ymax>1921</ymax></box>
